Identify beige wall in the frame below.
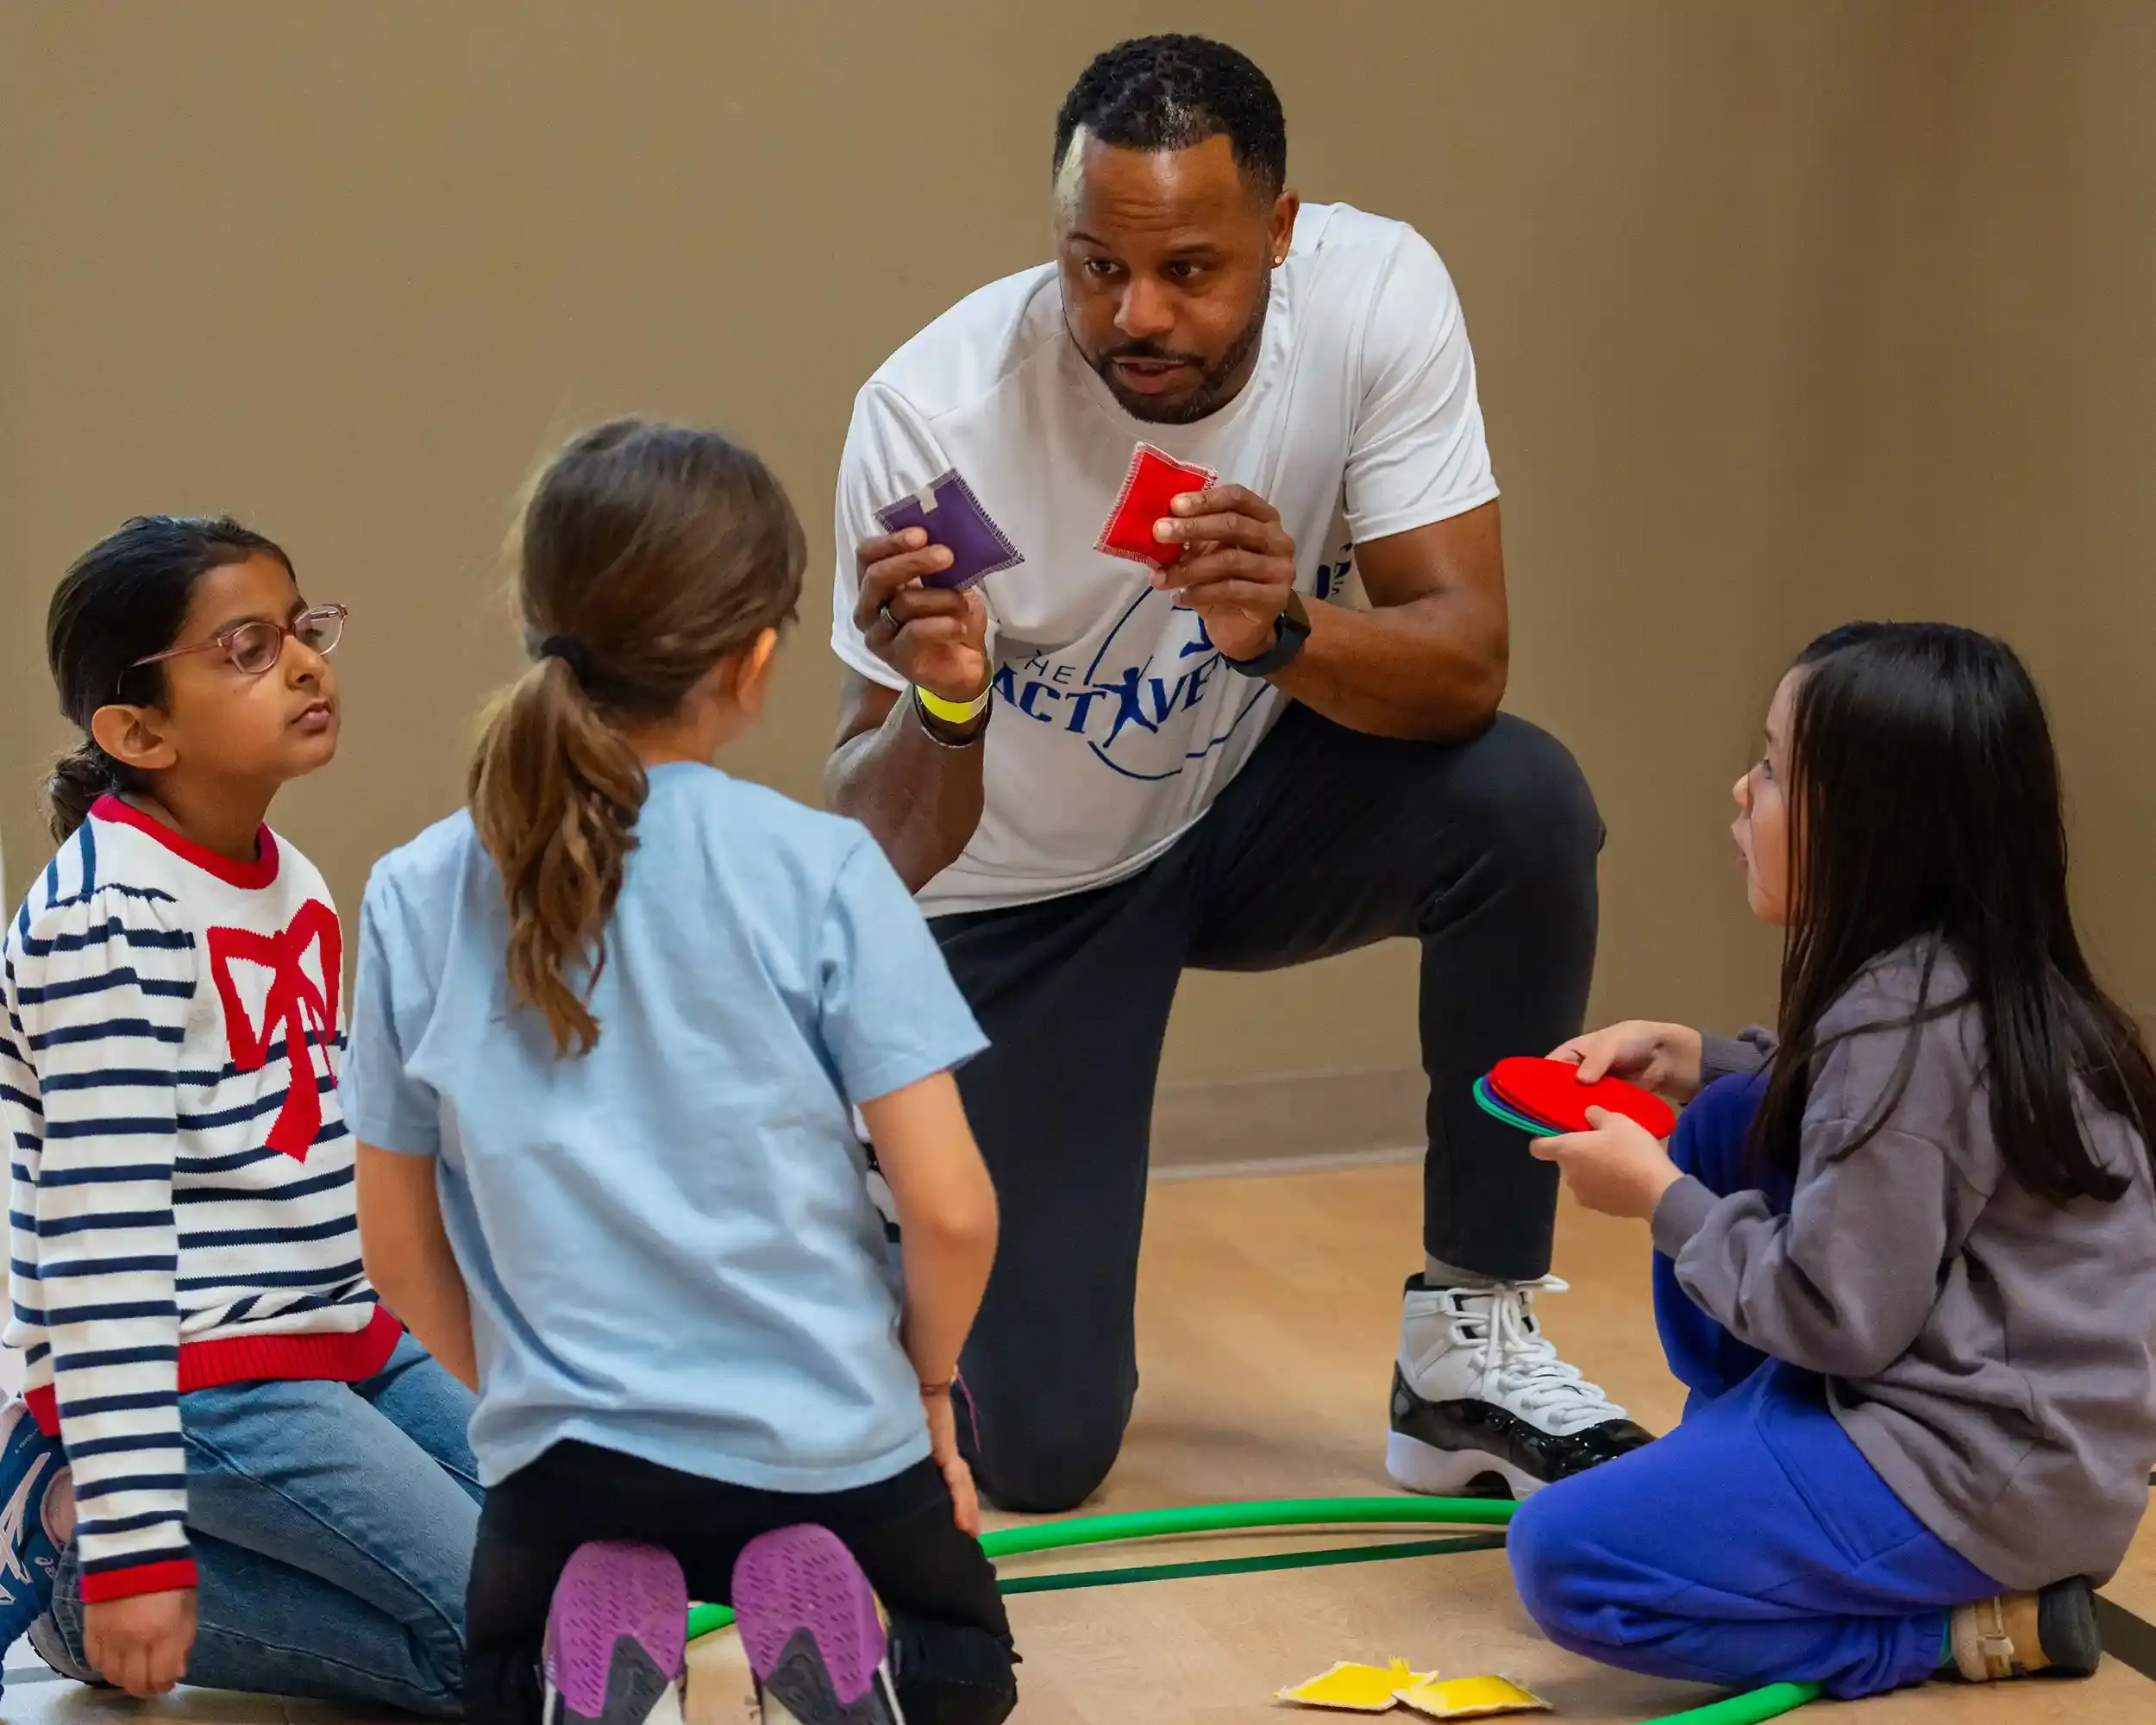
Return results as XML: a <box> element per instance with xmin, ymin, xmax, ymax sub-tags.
<box><xmin>3</xmin><ymin>2</ymin><xmax>2151</xmax><ymax>1084</ymax></box>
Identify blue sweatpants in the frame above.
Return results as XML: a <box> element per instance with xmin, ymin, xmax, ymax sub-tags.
<box><xmin>1507</xmin><ymin>1075</ymin><xmax>2002</xmax><ymax>1699</ymax></box>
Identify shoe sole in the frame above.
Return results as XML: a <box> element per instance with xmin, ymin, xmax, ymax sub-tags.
<box><xmin>733</xmin><ymin>1525</ymin><xmax>899</xmax><ymax>1724</ymax></box>
<box><xmin>2039</xmin><ymin>1577</ymin><xmax>2103</xmax><ymax>1678</ymax></box>
<box><xmin>1387</xmin><ymin>1430</ymin><xmax>1548</xmax><ymax>1501</ymax></box>
<box><xmin>544</xmin><ymin>1542</ymin><xmax>687</xmax><ymax>1725</ymax></box>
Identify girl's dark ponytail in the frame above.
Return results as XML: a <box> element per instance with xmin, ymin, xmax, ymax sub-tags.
<box><xmin>43</xmin><ymin>742</ymin><xmax>122</xmax><ymax>844</ymax></box>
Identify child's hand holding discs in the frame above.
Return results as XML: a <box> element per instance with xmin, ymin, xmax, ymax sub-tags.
<box><xmin>1530</xmin><ymin>1107</ymin><xmax>1683</xmax><ymax>1220</ymax></box>
<box><xmin>1549</xmin><ymin>1020</ymin><xmax>1705</xmax><ymax>1105</ymax></box>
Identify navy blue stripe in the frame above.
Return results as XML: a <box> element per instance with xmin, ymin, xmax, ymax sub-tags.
<box><xmin>77</xmin><ymin>821</ymin><xmax>95</xmax><ymax>895</ymax></box>
<box><xmin>58</xmin><ymin>1389</ymin><xmax>179</xmax><ymax>1420</ymax></box>
<box><xmin>177</xmin><ymin>1035</ymin><xmax>344</xmax><ymax>1088</ymax></box>
<box><xmin>1</xmin><ymin>1083</ymin><xmax>41</xmax><ymax>1115</ymax></box>
<box><xmin>53</xmin><ymin>1343</ymin><xmax>176</xmax><ymax>1373</ymax></box>
<box><xmin>70</xmin><ymin>1475</ymin><xmax>185</xmax><ymax>1504</ymax></box>
<box><xmin>178</xmin><ymin>1078</ymin><xmax>336</xmax><ymax>1132</ymax></box>
<box><xmin>42</xmin><ymin>854</ymin><xmax>59</xmax><ymax>907</ymax></box>
<box><xmin>38</xmin><ymin>1298</ymin><xmax>179</xmax><ymax>1327</ymax></box>
<box><xmin>42</xmin><ymin>1069</ymin><xmax>175</xmax><ymax>1093</ymax></box>
<box><xmin>47</xmin><ymin>884</ymin><xmax>176</xmax><ymax>911</ymax></box>
<box><xmin>32</xmin><ymin>1253</ymin><xmax>179</xmax><ymax>1281</ymax></box>
<box><xmin>17</xmin><ymin>969</ymin><xmax>193</xmax><ymax>1006</ymax></box>
<box><xmin>0</xmin><ymin>1033</ymin><xmax>24</xmax><ymax>1064</ymax></box>
<box><xmin>183</xmin><ymin>1208</ymin><xmax>355</xmax><ymax>1251</ymax></box>
<box><xmin>248</xmin><ymin>1283</ymin><xmax>371</xmax><ymax>1320</ymax></box>
<box><xmin>64</xmin><ymin>1431</ymin><xmax>179</xmax><ymax>1461</ymax></box>
<box><xmin>172</xmin><ymin>1145</ymin><xmax>285</xmax><ymax>1177</ymax></box>
<box><xmin>19</xmin><ymin>922</ymin><xmax>193</xmax><ymax>958</ymax></box>
<box><xmin>177</xmin><ymin>1253</ymin><xmax>361</xmax><ymax>1290</ymax></box>
<box><xmin>31</xmin><ymin>1208</ymin><xmax>172</xmax><ymax>1239</ymax></box>
<box><xmin>34</xmin><ymin>1160</ymin><xmax>172</xmax><ymax>1185</ymax></box>
<box><xmin>29</xmin><ymin>1019</ymin><xmax>185</xmax><ymax>1050</ymax></box>
<box><xmin>80</xmin><ymin>1543</ymin><xmax>191</xmax><ymax>1573</ymax></box>
<box><xmin>75</xmin><ymin>1511</ymin><xmax>185</xmax><ymax>1540</ymax></box>
<box><xmin>221</xmin><ymin>1294</ymin><xmax>260</xmax><ymax>1323</ymax></box>
<box><xmin>25</xmin><ymin>1341</ymin><xmax>49</xmax><ymax>1364</ymax></box>
<box><xmin>13</xmin><ymin>1132</ymin><xmax>38</xmax><ymax>1152</ymax></box>
<box><xmin>178</xmin><ymin>1164</ymin><xmax>351</xmax><ymax>1206</ymax></box>
<box><xmin>43</xmin><ymin>1118</ymin><xmax>176</xmax><ymax>1139</ymax></box>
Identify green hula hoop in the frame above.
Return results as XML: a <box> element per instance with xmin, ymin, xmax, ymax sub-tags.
<box><xmin>684</xmin><ymin>1494</ymin><xmax>1821</xmax><ymax>1725</ymax></box>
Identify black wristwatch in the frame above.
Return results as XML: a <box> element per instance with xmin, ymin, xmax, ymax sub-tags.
<box><xmin>1223</xmin><ymin>589</ymin><xmax>1312</xmax><ymax>677</ymax></box>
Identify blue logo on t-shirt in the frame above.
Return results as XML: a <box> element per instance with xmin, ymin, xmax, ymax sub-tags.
<box><xmin>990</xmin><ymin>593</ymin><xmax>1271</xmax><ymax>782</ymax></box>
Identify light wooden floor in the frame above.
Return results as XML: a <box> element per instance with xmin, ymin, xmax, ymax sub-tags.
<box><xmin>690</xmin><ymin>1166</ymin><xmax>2156</xmax><ymax>1724</ymax></box>
<box><xmin>7</xmin><ymin>1164</ymin><xmax>2152</xmax><ymax>1722</ymax></box>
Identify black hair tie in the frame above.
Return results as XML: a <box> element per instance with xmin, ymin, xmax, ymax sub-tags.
<box><xmin>536</xmin><ymin>634</ymin><xmax>597</xmax><ymax>686</ymax></box>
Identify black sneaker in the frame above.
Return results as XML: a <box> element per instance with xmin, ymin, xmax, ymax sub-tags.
<box><xmin>1386</xmin><ymin>1276</ymin><xmax>1652</xmax><ymax>1499</ymax></box>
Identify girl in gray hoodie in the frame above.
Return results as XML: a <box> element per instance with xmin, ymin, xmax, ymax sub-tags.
<box><xmin>1508</xmin><ymin>622</ymin><xmax>2156</xmax><ymax>1699</ymax></box>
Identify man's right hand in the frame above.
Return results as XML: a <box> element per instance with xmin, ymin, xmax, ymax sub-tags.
<box><xmin>855</xmin><ymin>529</ymin><xmax>989</xmax><ymax>704</ymax></box>
<box><xmin>1548</xmin><ymin>1020</ymin><xmax>1705</xmax><ymax>1106</ymax></box>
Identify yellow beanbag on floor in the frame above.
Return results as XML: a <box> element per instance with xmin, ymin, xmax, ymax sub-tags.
<box><xmin>1277</xmin><ymin>1659</ymin><xmax>1438</xmax><ymax>1710</ymax></box>
<box><xmin>1393</xmin><ymin>1673</ymin><xmax>1550</xmax><ymax>1718</ymax></box>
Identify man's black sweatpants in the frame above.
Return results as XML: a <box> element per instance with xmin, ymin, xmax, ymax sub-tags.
<box><xmin>930</xmin><ymin>702</ymin><xmax>1601</xmax><ymax>1513</ymax></box>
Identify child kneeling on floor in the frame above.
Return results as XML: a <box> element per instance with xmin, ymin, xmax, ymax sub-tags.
<box><xmin>346</xmin><ymin>420</ymin><xmax>1017</xmax><ymax>1725</ymax></box>
<box><xmin>1508</xmin><ymin>622</ymin><xmax>2156</xmax><ymax>1699</ymax></box>
<box><xmin>0</xmin><ymin>517</ymin><xmax>479</xmax><ymax>1712</ymax></box>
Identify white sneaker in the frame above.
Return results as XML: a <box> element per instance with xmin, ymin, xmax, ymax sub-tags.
<box><xmin>1386</xmin><ymin>1276</ymin><xmax>1651</xmax><ymax>1500</ymax></box>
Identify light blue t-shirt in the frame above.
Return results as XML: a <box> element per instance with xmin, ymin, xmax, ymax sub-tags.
<box><xmin>342</xmin><ymin>763</ymin><xmax>987</xmax><ymax>1492</ymax></box>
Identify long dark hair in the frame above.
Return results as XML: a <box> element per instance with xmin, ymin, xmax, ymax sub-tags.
<box><xmin>469</xmin><ymin>419</ymin><xmax>805</xmax><ymax>1057</ymax></box>
<box><xmin>1752</xmin><ymin>622</ymin><xmax>2156</xmax><ymax>1204</ymax></box>
<box><xmin>43</xmin><ymin>515</ymin><xmax>293</xmax><ymax>842</ymax></box>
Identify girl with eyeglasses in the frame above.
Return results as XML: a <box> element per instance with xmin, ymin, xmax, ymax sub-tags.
<box><xmin>0</xmin><ymin>515</ymin><xmax>479</xmax><ymax>1714</ymax></box>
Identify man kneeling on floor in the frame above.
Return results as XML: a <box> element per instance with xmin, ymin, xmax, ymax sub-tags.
<box><xmin>825</xmin><ymin>33</ymin><xmax>1647</xmax><ymax>1512</ymax></box>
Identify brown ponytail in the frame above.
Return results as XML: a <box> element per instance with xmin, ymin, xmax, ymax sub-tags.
<box><xmin>44</xmin><ymin>741</ymin><xmax>121</xmax><ymax>843</ymax></box>
<box><xmin>469</xmin><ymin>419</ymin><xmax>805</xmax><ymax>1056</ymax></box>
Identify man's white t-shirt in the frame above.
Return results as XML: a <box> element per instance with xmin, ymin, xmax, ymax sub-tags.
<box><xmin>831</xmin><ymin>202</ymin><xmax>1498</xmax><ymax>917</ymax></box>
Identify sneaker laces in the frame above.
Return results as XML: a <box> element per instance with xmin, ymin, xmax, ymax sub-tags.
<box><xmin>1460</xmin><ymin>1278</ymin><xmax>1627</xmax><ymax>1437</ymax></box>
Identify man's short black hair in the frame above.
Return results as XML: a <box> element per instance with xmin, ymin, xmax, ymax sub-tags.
<box><xmin>1053</xmin><ymin>35</ymin><xmax>1286</xmax><ymax>198</ymax></box>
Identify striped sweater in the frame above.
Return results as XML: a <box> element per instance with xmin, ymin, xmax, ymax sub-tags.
<box><xmin>1</xmin><ymin>797</ymin><xmax>398</xmax><ymax>1602</ymax></box>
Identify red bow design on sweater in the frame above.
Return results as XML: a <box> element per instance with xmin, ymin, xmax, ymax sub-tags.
<box><xmin>206</xmin><ymin>899</ymin><xmax>342</xmax><ymax>1160</ymax></box>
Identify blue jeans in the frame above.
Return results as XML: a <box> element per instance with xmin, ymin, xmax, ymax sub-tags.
<box><xmin>47</xmin><ymin>1335</ymin><xmax>481</xmax><ymax>1716</ymax></box>
<box><xmin>1507</xmin><ymin>1076</ymin><xmax>2001</xmax><ymax>1699</ymax></box>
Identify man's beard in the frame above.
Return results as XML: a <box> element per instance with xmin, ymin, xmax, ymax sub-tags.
<box><xmin>1082</xmin><ymin>294</ymin><xmax>1269</xmax><ymax>426</ymax></box>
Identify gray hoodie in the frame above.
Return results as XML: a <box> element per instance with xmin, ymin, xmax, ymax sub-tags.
<box><xmin>1653</xmin><ymin>941</ymin><xmax>2156</xmax><ymax>1588</ymax></box>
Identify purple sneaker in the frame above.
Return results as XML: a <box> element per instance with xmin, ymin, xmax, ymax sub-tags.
<box><xmin>542</xmin><ymin>1542</ymin><xmax>687</xmax><ymax>1725</ymax></box>
<box><xmin>732</xmin><ymin>1526</ymin><xmax>902</xmax><ymax>1725</ymax></box>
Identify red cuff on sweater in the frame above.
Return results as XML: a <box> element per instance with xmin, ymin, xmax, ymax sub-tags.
<box><xmin>26</xmin><ymin>1305</ymin><xmax>404</xmax><ymax>1437</ymax></box>
<box><xmin>78</xmin><ymin>1559</ymin><xmax>199</xmax><ymax>1604</ymax></box>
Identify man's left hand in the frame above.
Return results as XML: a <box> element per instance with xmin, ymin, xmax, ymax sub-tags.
<box><xmin>1150</xmin><ymin>486</ymin><xmax>1298</xmax><ymax>662</ymax></box>
<box><xmin>1529</xmin><ymin>1107</ymin><xmax>1683</xmax><ymax>1220</ymax></box>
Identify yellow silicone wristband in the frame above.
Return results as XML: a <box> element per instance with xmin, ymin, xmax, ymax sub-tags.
<box><xmin>914</xmin><ymin>685</ymin><xmax>990</xmax><ymax>725</ymax></box>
